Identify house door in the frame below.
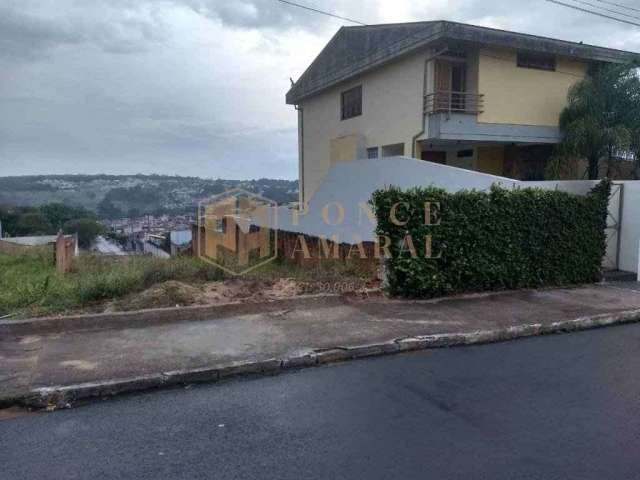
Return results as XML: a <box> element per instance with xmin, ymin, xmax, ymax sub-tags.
<box><xmin>451</xmin><ymin>64</ymin><xmax>466</xmax><ymax>92</ymax></box>
<box><xmin>421</xmin><ymin>151</ymin><xmax>447</xmax><ymax>165</ymax></box>
<box><xmin>434</xmin><ymin>61</ymin><xmax>466</xmax><ymax>110</ymax></box>
<box><xmin>434</xmin><ymin>61</ymin><xmax>452</xmax><ymax>91</ymax></box>
<box><xmin>451</xmin><ymin>64</ymin><xmax>466</xmax><ymax>110</ymax></box>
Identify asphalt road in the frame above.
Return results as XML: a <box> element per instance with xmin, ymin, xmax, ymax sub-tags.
<box><xmin>2</xmin><ymin>324</ymin><xmax>640</xmax><ymax>480</ymax></box>
<box><xmin>94</xmin><ymin>235</ymin><xmax>127</xmax><ymax>255</ymax></box>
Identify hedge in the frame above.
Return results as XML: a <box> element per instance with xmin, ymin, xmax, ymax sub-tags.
<box><xmin>371</xmin><ymin>180</ymin><xmax>610</xmax><ymax>297</ymax></box>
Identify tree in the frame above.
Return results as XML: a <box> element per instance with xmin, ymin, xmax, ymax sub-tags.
<box><xmin>0</xmin><ymin>205</ymin><xmax>22</xmax><ymax>237</ymax></box>
<box><xmin>127</xmin><ymin>207</ymin><xmax>142</xmax><ymax>219</ymax></box>
<box><xmin>63</xmin><ymin>218</ymin><xmax>104</xmax><ymax>249</ymax></box>
<box><xmin>556</xmin><ymin>63</ymin><xmax>640</xmax><ymax>180</ymax></box>
<box><xmin>15</xmin><ymin>212</ymin><xmax>52</xmax><ymax>236</ymax></box>
<box><xmin>39</xmin><ymin>203</ymin><xmax>96</xmax><ymax>230</ymax></box>
<box><xmin>97</xmin><ymin>198</ymin><xmax>123</xmax><ymax>219</ymax></box>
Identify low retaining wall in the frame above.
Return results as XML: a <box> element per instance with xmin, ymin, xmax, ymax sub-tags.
<box><xmin>0</xmin><ymin>233</ymin><xmax>76</xmax><ymax>273</ymax></box>
<box><xmin>0</xmin><ymin>239</ymin><xmax>53</xmax><ymax>258</ymax></box>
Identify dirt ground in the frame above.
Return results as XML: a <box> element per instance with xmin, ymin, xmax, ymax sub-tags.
<box><xmin>109</xmin><ymin>277</ymin><xmax>380</xmax><ymax>312</ymax></box>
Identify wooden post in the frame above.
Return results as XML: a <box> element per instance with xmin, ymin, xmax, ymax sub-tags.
<box><xmin>55</xmin><ymin>230</ymin><xmax>70</xmax><ymax>273</ymax></box>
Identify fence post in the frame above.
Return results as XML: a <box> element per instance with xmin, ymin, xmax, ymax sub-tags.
<box><xmin>55</xmin><ymin>230</ymin><xmax>70</xmax><ymax>274</ymax></box>
<box><xmin>191</xmin><ymin>223</ymin><xmax>199</xmax><ymax>257</ymax></box>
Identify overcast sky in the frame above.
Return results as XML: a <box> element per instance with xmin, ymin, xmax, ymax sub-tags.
<box><xmin>1</xmin><ymin>0</ymin><xmax>639</xmax><ymax>180</ymax></box>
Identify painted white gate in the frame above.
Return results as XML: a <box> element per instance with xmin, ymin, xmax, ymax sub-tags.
<box><xmin>603</xmin><ymin>182</ymin><xmax>623</xmax><ymax>271</ymax></box>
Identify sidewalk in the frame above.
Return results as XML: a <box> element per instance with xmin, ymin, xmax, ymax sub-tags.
<box><xmin>3</xmin><ymin>284</ymin><xmax>640</xmax><ymax>409</ymax></box>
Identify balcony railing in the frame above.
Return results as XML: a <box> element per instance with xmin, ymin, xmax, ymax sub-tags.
<box><xmin>424</xmin><ymin>91</ymin><xmax>484</xmax><ymax>115</ymax></box>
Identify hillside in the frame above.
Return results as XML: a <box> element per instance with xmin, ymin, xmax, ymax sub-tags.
<box><xmin>0</xmin><ymin>175</ymin><xmax>299</xmax><ymax>218</ymax></box>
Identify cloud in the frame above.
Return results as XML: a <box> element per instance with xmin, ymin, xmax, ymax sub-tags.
<box><xmin>0</xmin><ymin>0</ymin><xmax>169</xmax><ymax>61</ymax></box>
<box><xmin>0</xmin><ymin>5</ymin><xmax>83</xmax><ymax>60</ymax></box>
<box><xmin>181</xmin><ymin>0</ymin><xmax>345</xmax><ymax>30</ymax></box>
<box><xmin>0</xmin><ymin>0</ymin><xmax>639</xmax><ymax>180</ymax></box>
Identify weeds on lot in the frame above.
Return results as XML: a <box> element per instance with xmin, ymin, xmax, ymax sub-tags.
<box><xmin>0</xmin><ymin>253</ymin><xmax>225</xmax><ymax>318</ymax></box>
<box><xmin>248</xmin><ymin>256</ymin><xmax>373</xmax><ymax>281</ymax></box>
<box><xmin>0</xmin><ymin>252</ymin><xmax>378</xmax><ymax>318</ymax></box>
<box><xmin>245</xmin><ymin>257</ymin><xmax>379</xmax><ymax>295</ymax></box>
<box><xmin>0</xmin><ymin>251</ymin><xmax>76</xmax><ymax>317</ymax></box>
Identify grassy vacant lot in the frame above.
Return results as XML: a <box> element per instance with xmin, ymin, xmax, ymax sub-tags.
<box><xmin>0</xmin><ymin>252</ymin><xmax>376</xmax><ymax>318</ymax></box>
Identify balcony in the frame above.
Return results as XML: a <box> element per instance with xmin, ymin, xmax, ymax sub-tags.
<box><xmin>424</xmin><ymin>91</ymin><xmax>484</xmax><ymax>115</ymax></box>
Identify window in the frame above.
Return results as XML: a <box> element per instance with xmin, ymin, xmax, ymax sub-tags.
<box><xmin>341</xmin><ymin>85</ymin><xmax>362</xmax><ymax>120</ymax></box>
<box><xmin>381</xmin><ymin>143</ymin><xmax>405</xmax><ymax>157</ymax></box>
<box><xmin>367</xmin><ymin>147</ymin><xmax>379</xmax><ymax>159</ymax></box>
<box><xmin>457</xmin><ymin>149</ymin><xmax>474</xmax><ymax>158</ymax></box>
<box><xmin>517</xmin><ymin>52</ymin><xmax>556</xmax><ymax>71</ymax></box>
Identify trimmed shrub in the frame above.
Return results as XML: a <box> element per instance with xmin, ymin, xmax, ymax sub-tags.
<box><xmin>371</xmin><ymin>180</ymin><xmax>610</xmax><ymax>297</ymax></box>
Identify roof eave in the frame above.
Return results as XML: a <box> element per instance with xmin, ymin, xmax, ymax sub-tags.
<box><xmin>286</xmin><ymin>21</ymin><xmax>640</xmax><ymax>105</ymax></box>
<box><xmin>286</xmin><ymin>23</ymin><xmax>446</xmax><ymax>104</ymax></box>
<box><xmin>445</xmin><ymin>22</ymin><xmax>640</xmax><ymax>64</ymax></box>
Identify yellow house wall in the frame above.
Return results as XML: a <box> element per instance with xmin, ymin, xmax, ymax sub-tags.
<box><xmin>329</xmin><ymin>134</ymin><xmax>365</xmax><ymax>165</ymax></box>
<box><xmin>477</xmin><ymin>47</ymin><xmax>587</xmax><ymax>126</ymax></box>
<box><xmin>300</xmin><ymin>53</ymin><xmax>426</xmax><ymax>203</ymax></box>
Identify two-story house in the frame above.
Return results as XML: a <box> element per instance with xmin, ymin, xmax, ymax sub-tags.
<box><xmin>286</xmin><ymin>21</ymin><xmax>639</xmax><ymax>204</ymax></box>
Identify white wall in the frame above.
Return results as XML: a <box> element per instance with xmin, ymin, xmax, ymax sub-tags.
<box><xmin>521</xmin><ymin>180</ymin><xmax>597</xmax><ymax>195</ymax></box>
<box><xmin>276</xmin><ymin>158</ymin><xmax>640</xmax><ymax>274</ymax></box>
<box><xmin>617</xmin><ymin>182</ymin><xmax>640</xmax><ymax>273</ymax></box>
<box><xmin>278</xmin><ymin>157</ymin><xmax>629</xmax><ymax>262</ymax></box>
<box><xmin>278</xmin><ymin>156</ymin><xmax>517</xmax><ymax>243</ymax></box>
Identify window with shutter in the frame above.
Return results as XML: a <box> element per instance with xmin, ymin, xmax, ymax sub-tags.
<box><xmin>341</xmin><ymin>86</ymin><xmax>362</xmax><ymax>120</ymax></box>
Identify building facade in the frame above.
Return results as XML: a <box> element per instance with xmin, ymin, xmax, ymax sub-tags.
<box><xmin>286</xmin><ymin>21</ymin><xmax>638</xmax><ymax>204</ymax></box>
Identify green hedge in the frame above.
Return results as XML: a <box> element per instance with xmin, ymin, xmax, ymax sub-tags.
<box><xmin>371</xmin><ymin>180</ymin><xmax>610</xmax><ymax>297</ymax></box>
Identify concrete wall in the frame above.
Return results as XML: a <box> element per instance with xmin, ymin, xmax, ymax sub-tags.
<box><xmin>520</xmin><ymin>180</ymin><xmax>597</xmax><ymax>195</ymax></box>
<box><xmin>300</xmin><ymin>53</ymin><xmax>427</xmax><ymax>203</ymax></box>
<box><xmin>477</xmin><ymin>47</ymin><xmax>587</xmax><ymax>126</ymax></box>
<box><xmin>279</xmin><ymin>157</ymin><xmax>615</xmax><ymax>245</ymax></box>
<box><xmin>278</xmin><ymin>157</ymin><xmax>519</xmax><ymax>243</ymax></box>
<box><xmin>275</xmin><ymin>158</ymin><xmax>640</xmax><ymax>277</ymax></box>
<box><xmin>0</xmin><ymin>239</ymin><xmax>52</xmax><ymax>257</ymax></box>
<box><xmin>616</xmin><ymin>182</ymin><xmax>640</xmax><ymax>273</ymax></box>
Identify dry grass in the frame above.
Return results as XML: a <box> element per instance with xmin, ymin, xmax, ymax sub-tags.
<box><xmin>0</xmin><ymin>253</ymin><xmax>378</xmax><ymax>318</ymax></box>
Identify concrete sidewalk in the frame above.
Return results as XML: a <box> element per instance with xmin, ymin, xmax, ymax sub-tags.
<box><xmin>3</xmin><ymin>284</ymin><xmax>640</xmax><ymax>408</ymax></box>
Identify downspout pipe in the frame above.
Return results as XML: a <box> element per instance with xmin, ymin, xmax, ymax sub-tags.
<box><xmin>295</xmin><ymin>104</ymin><xmax>304</xmax><ymax>207</ymax></box>
<box><xmin>410</xmin><ymin>57</ymin><xmax>429</xmax><ymax>158</ymax></box>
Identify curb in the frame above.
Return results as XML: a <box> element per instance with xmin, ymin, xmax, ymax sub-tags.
<box><xmin>6</xmin><ymin>308</ymin><xmax>640</xmax><ymax>410</ymax></box>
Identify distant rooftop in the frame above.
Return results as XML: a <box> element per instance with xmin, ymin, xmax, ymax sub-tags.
<box><xmin>286</xmin><ymin>20</ymin><xmax>640</xmax><ymax>104</ymax></box>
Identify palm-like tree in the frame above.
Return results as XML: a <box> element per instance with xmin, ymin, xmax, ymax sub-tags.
<box><xmin>557</xmin><ymin>64</ymin><xmax>640</xmax><ymax>180</ymax></box>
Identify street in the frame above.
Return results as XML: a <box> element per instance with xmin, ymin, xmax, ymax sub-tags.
<box><xmin>94</xmin><ymin>235</ymin><xmax>128</xmax><ymax>256</ymax></box>
<box><xmin>2</xmin><ymin>323</ymin><xmax>640</xmax><ymax>480</ymax></box>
